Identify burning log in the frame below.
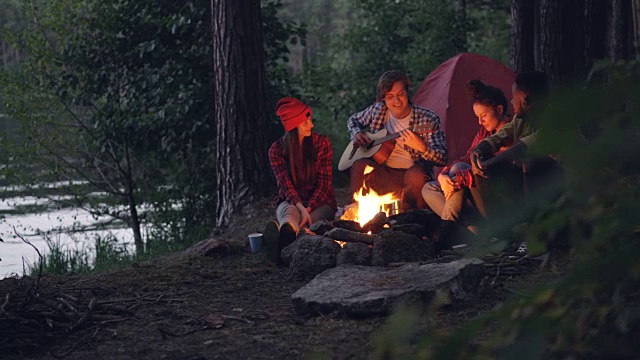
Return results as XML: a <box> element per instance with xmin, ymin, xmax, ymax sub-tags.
<box><xmin>333</xmin><ymin>219</ymin><xmax>364</xmax><ymax>233</ymax></box>
<box><xmin>325</xmin><ymin>228</ymin><xmax>374</xmax><ymax>245</ymax></box>
<box><xmin>361</xmin><ymin>212</ymin><xmax>388</xmax><ymax>234</ymax></box>
<box><xmin>309</xmin><ymin>220</ymin><xmax>334</xmax><ymax>235</ymax></box>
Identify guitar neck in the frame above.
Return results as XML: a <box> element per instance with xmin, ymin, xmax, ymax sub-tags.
<box><xmin>370</xmin><ymin>132</ymin><xmax>400</xmax><ymax>147</ymax></box>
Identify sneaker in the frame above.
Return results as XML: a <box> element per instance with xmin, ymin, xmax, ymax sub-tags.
<box><xmin>264</xmin><ymin>220</ymin><xmax>280</xmax><ymax>266</ymax></box>
<box><xmin>516</xmin><ymin>241</ymin><xmax>528</xmax><ymax>255</ymax></box>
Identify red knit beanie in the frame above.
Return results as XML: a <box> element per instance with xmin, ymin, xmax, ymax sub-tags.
<box><xmin>275</xmin><ymin>97</ymin><xmax>311</xmax><ymax>132</ymax></box>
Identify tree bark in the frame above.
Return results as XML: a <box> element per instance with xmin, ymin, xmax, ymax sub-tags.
<box><xmin>510</xmin><ymin>0</ymin><xmax>536</xmax><ymax>73</ymax></box>
<box><xmin>560</xmin><ymin>0</ymin><xmax>592</xmax><ymax>84</ymax></box>
<box><xmin>455</xmin><ymin>0</ymin><xmax>468</xmax><ymax>51</ymax></box>
<box><xmin>537</xmin><ymin>0</ymin><xmax>563</xmax><ymax>85</ymax></box>
<box><xmin>607</xmin><ymin>0</ymin><xmax>626</xmax><ymax>62</ymax></box>
<box><xmin>634</xmin><ymin>0</ymin><xmax>640</xmax><ymax>56</ymax></box>
<box><xmin>212</xmin><ymin>0</ymin><xmax>272</xmax><ymax>229</ymax></box>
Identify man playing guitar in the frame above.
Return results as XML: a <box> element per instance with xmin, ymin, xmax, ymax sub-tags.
<box><xmin>346</xmin><ymin>70</ymin><xmax>448</xmax><ymax>210</ymax></box>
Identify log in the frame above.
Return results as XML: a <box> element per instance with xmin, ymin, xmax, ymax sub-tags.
<box><xmin>184</xmin><ymin>238</ymin><xmax>230</xmax><ymax>257</ymax></box>
<box><xmin>362</xmin><ymin>212</ymin><xmax>388</xmax><ymax>233</ymax></box>
<box><xmin>333</xmin><ymin>220</ymin><xmax>363</xmax><ymax>233</ymax></box>
<box><xmin>325</xmin><ymin>228</ymin><xmax>374</xmax><ymax>245</ymax></box>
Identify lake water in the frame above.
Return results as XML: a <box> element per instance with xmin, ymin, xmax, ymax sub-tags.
<box><xmin>0</xmin><ymin>182</ymin><xmax>138</xmax><ymax>279</ymax></box>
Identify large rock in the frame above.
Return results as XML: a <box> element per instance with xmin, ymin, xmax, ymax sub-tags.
<box><xmin>371</xmin><ymin>232</ymin><xmax>435</xmax><ymax>265</ymax></box>
<box><xmin>291</xmin><ymin>258</ymin><xmax>485</xmax><ymax>317</ymax></box>
<box><xmin>336</xmin><ymin>242</ymin><xmax>371</xmax><ymax>266</ymax></box>
<box><xmin>388</xmin><ymin>209</ymin><xmax>441</xmax><ymax>238</ymax></box>
<box><xmin>281</xmin><ymin>235</ymin><xmax>342</xmax><ymax>277</ymax></box>
<box><xmin>391</xmin><ymin>223</ymin><xmax>429</xmax><ymax>237</ymax></box>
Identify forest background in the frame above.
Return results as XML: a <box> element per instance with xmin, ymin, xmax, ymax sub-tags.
<box><xmin>0</xmin><ymin>0</ymin><xmax>639</xmax><ymax>358</ymax></box>
<box><xmin>0</xmin><ymin>0</ymin><xmax>514</xmax><ymax>261</ymax></box>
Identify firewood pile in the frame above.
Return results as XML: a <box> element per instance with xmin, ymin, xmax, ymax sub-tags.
<box><xmin>281</xmin><ymin>209</ymin><xmax>447</xmax><ymax>277</ymax></box>
<box><xmin>0</xmin><ymin>275</ymin><xmax>134</xmax><ymax>356</ymax></box>
<box><xmin>316</xmin><ymin>208</ymin><xmax>443</xmax><ymax>243</ymax></box>
<box><xmin>435</xmin><ymin>249</ymin><xmax>543</xmax><ymax>284</ymax></box>
<box><xmin>285</xmin><ymin>208</ymin><xmax>541</xmax><ymax>281</ymax></box>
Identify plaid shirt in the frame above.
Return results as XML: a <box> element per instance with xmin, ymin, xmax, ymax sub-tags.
<box><xmin>268</xmin><ymin>132</ymin><xmax>337</xmax><ymax>211</ymax></box>
<box><xmin>347</xmin><ymin>102</ymin><xmax>447</xmax><ymax>170</ymax></box>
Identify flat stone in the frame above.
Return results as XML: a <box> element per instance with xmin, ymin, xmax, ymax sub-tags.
<box><xmin>291</xmin><ymin>258</ymin><xmax>485</xmax><ymax>317</ymax></box>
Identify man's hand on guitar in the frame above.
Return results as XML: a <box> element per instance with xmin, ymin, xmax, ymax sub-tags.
<box><xmin>353</xmin><ymin>132</ymin><xmax>371</xmax><ymax>147</ymax></box>
<box><xmin>397</xmin><ymin>129</ymin><xmax>427</xmax><ymax>153</ymax></box>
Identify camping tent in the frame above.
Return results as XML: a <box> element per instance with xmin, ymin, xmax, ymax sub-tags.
<box><xmin>412</xmin><ymin>53</ymin><xmax>516</xmax><ymax>165</ymax></box>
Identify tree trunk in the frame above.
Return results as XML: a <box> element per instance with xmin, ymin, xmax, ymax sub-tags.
<box><xmin>537</xmin><ymin>0</ymin><xmax>563</xmax><ymax>85</ymax></box>
<box><xmin>455</xmin><ymin>0</ymin><xmax>468</xmax><ymax>51</ymax></box>
<box><xmin>212</xmin><ymin>0</ymin><xmax>271</xmax><ymax>229</ymax></box>
<box><xmin>608</xmin><ymin>0</ymin><xmax>626</xmax><ymax>62</ymax></box>
<box><xmin>124</xmin><ymin>141</ymin><xmax>144</xmax><ymax>254</ymax></box>
<box><xmin>560</xmin><ymin>0</ymin><xmax>592</xmax><ymax>84</ymax></box>
<box><xmin>633</xmin><ymin>0</ymin><xmax>640</xmax><ymax>56</ymax></box>
<box><xmin>510</xmin><ymin>0</ymin><xmax>536</xmax><ymax>73</ymax></box>
<box><xmin>589</xmin><ymin>0</ymin><xmax>607</xmax><ymax>60</ymax></box>
<box><xmin>127</xmin><ymin>190</ymin><xmax>144</xmax><ymax>254</ymax></box>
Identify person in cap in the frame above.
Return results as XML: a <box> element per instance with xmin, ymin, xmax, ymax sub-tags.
<box><xmin>347</xmin><ymin>70</ymin><xmax>447</xmax><ymax>210</ymax></box>
<box><xmin>264</xmin><ymin>97</ymin><xmax>337</xmax><ymax>266</ymax></box>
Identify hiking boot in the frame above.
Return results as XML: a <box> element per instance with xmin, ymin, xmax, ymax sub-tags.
<box><xmin>264</xmin><ymin>220</ymin><xmax>280</xmax><ymax>266</ymax></box>
<box><xmin>278</xmin><ymin>222</ymin><xmax>298</xmax><ymax>266</ymax></box>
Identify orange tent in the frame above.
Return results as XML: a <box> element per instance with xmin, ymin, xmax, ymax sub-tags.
<box><xmin>412</xmin><ymin>53</ymin><xmax>516</xmax><ymax>165</ymax></box>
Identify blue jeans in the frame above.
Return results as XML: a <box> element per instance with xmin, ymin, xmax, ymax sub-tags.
<box><xmin>421</xmin><ymin>162</ymin><xmax>471</xmax><ymax>221</ymax></box>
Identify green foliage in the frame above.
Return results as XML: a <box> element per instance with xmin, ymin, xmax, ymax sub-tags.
<box><xmin>375</xmin><ymin>61</ymin><xmax>640</xmax><ymax>359</ymax></box>
<box><xmin>286</xmin><ymin>0</ymin><xmax>509</xmax><ymax>177</ymax></box>
<box><xmin>1</xmin><ymin>0</ymin><xmax>305</xmax><ymax>267</ymax></box>
<box><xmin>28</xmin><ymin>233</ymin><xmax>137</xmax><ymax>275</ymax></box>
<box><xmin>303</xmin><ymin>0</ymin><xmax>468</xmax><ymax>115</ymax></box>
<box><xmin>32</xmin><ymin>235</ymin><xmax>93</xmax><ymax>275</ymax></box>
<box><xmin>466</xmin><ymin>0</ymin><xmax>511</xmax><ymax>65</ymax></box>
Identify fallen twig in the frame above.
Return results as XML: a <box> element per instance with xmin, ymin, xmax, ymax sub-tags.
<box><xmin>490</xmin><ymin>258</ymin><xmax>506</xmax><ymax>285</ymax></box>
<box><xmin>221</xmin><ymin>315</ymin><xmax>254</xmax><ymax>324</ymax></box>
<box><xmin>0</xmin><ymin>294</ymin><xmax>10</xmax><ymax>317</ymax></box>
<box><xmin>158</xmin><ymin>326</ymin><xmax>210</xmax><ymax>339</ymax></box>
<box><xmin>71</xmin><ymin>297</ymin><xmax>96</xmax><ymax>332</ymax></box>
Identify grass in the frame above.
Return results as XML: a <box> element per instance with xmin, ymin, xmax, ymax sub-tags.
<box><xmin>0</xmin><ymin>179</ymin><xmax>178</xmax><ymax>276</ymax></box>
<box><xmin>25</xmin><ymin>225</ymin><xmax>202</xmax><ymax>277</ymax></box>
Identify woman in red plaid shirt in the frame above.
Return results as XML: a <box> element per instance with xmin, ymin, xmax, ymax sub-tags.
<box><xmin>264</xmin><ymin>97</ymin><xmax>337</xmax><ymax>266</ymax></box>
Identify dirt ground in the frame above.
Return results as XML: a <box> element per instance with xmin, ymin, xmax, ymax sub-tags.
<box><xmin>0</xmin><ymin>188</ymin><xmax>566</xmax><ymax>360</ymax></box>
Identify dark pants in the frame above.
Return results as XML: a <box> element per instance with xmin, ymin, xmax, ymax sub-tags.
<box><xmin>350</xmin><ymin>159</ymin><xmax>431</xmax><ymax>210</ymax></box>
<box><xmin>469</xmin><ymin>156</ymin><xmax>564</xmax><ymax>228</ymax></box>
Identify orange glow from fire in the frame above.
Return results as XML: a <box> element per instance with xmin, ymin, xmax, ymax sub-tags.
<box><xmin>340</xmin><ymin>166</ymin><xmax>398</xmax><ymax>226</ymax></box>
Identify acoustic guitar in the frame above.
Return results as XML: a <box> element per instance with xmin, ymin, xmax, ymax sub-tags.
<box><xmin>338</xmin><ymin>124</ymin><xmax>431</xmax><ymax>171</ymax></box>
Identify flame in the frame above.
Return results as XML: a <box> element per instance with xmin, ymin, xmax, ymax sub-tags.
<box><xmin>340</xmin><ymin>165</ymin><xmax>399</xmax><ymax>227</ymax></box>
<box><xmin>363</xmin><ymin>165</ymin><xmax>374</xmax><ymax>175</ymax></box>
<box><xmin>353</xmin><ymin>187</ymin><xmax>397</xmax><ymax>225</ymax></box>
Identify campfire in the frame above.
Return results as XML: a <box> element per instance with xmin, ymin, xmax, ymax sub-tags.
<box><xmin>341</xmin><ymin>165</ymin><xmax>399</xmax><ymax>226</ymax></box>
